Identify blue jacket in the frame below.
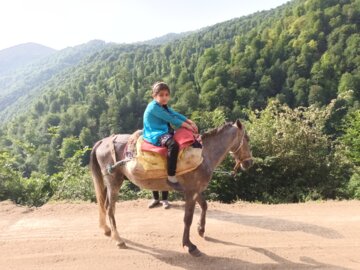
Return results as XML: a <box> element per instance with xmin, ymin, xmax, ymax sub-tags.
<box><xmin>143</xmin><ymin>100</ymin><xmax>187</xmax><ymax>146</ymax></box>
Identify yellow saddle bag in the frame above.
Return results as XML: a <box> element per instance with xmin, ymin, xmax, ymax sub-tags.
<box><xmin>124</xmin><ymin>136</ymin><xmax>203</xmax><ymax>181</ymax></box>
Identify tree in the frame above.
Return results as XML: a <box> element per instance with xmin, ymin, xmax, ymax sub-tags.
<box><xmin>60</xmin><ymin>137</ymin><xmax>81</xmax><ymax>159</ymax></box>
<box><xmin>239</xmin><ymin>100</ymin><xmax>351</xmax><ymax>202</ymax></box>
<box><xmin>34</xmin><ymin>101</ymin><xmax>45</xmax><ymax>115</ymax></box>
<box><xmin>87</xmin><ymin>93</ymin><xmax>108</xmax><ymax>118</ymax></box>
<box><xmin>293</xmin><ymin>78</ymin><xmax>309</xmax><ymax>106</ymax></box>
<box><xmin>341</xmin><ymin>110</ymin><xmax>360</xmax><ymax>165</ymax></box>
<box><xmin>51</xmin><ymin>148</ymin><xmax>95</xmax><ymax>202</ymax></box>
<box><xmin>79</xmin><ymin>127</ymin><xmax>94</xmax><ymax>147</ymax></box>
<box><xmin>191</xmin><ymin>108</ymin><xmax>227</xmax><ymax>133</ymax></box>
<box><xmin>308</xmin><ymin>84</ymin><xmax>327</xmax><ymax>106</ymax></box>
<box><xmin>0</xmin><ymin>151</ymin><xmax>22</xmax><ymax>201</ymax></box>
<box><xmin>338</xmin><ymin>72</ymin><xmax>360</xmax><ymax>96</ymax></box>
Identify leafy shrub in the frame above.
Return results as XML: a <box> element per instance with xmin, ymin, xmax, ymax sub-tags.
<box><xmin>51</xmin><ymin>147</ymin><xmax>95</xmax><ymax>202</ymax></box>
<box><xmin>0</xmin><ymin>151</ymin><xmax>51</xmax><ymax>206</ymax></box>
<box><xmin>341</xmin><ymin>110</ymin><xmax>360</xmax><ymax>165</ymax></box>
<box><xmin>207</xmin><ymin>99</ymin><xmax>352</xmax><ymax>203</ymax></box>
<box><xmin>347</xmin><ymin>169</ymin><xmax>360</xmax><ymax>199</ymax></box>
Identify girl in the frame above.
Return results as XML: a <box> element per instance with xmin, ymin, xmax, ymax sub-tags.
<box><xmin>143</xmin><ymin>82</ymin><xmax>198</xmax><ymax>191</ymax></box>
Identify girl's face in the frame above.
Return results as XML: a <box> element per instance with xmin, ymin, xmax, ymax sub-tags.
<box><xmin>154</xmin><ymin>89</ymin><xmax>170</xmax><ymax>105</ymax></box>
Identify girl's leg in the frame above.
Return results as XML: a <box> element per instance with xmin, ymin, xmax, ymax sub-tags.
<box><xmin>161</xmin><ymin>191</ymin><xmax>170</xmax><ymax>209</ymax></box>
<box><xmin>148</xmin><ymin>191</ymin><xmax>160</xmax><ymax>208</ymax></box>
<box><xmin>165</xmin><ymin>138</ymin><xmax>179</xmax><ymax>176</ymax></box>
<box><xmin>153</xmin><ymin>191</ymin><xmax>160</xmax><ymax>200</ymax></box>
<box><xmin>164</xmin><ymin>138</ymin><xmax>183</xmax><ymax>191</ymax></box>
<box><xmin>161</xmin><ymin>191</ymin><xmax>168</xmax><ymax>201</ymax></box>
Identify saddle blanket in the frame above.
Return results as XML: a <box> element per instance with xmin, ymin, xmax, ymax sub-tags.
<box><xmin>124</xmin><ymin>132</ymin><xmax>203</xmax><ymax>181</ymax></box>
<box><xmin>140</xmin><ymin>127</ymin><xmax>197</xmax><ymax>156</ymax></box>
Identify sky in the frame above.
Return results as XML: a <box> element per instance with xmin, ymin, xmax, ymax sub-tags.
<box><xmin>0</xmin><ymin>0</ymin><xmax>290</xmax><ymax>51</ymax></box>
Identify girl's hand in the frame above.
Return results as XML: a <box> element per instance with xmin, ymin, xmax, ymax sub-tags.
<box><xmin>182</xmin><ymin>122</ymin><xmax>197</xmax><ymax>133</ymax></box>
<box><xmin>191</xmin><ymin>123</ymin><xmax>198</xmax><ymax>133</ymax></box>
<box><xmin>187</xmin><ymin>119</ymin><xmax>198</xmax><ymax>133</ymax></box>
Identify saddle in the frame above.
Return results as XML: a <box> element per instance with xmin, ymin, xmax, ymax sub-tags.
<box><xmin>140</xmin><ymin>127</ymin><xmax>197</xmax><ymax>156</ymax></box>
<box><xmin>124</xmin><ymin>128</ymin><xmax>203</xmax><ymax>181</ymax></box>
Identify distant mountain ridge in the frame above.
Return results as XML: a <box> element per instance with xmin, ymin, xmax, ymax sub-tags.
<box><xmin>0</xmin><ymin>43</ymin><xmax>56</xmax><ymax>75</ymax></box>
<box><xmin>0</xmin><ymin>40</ymin><xmax>107</xmax><ymax>120</ymax></box>
<box><xmin>138</xmin><ymin>31</ymin><xmax>195</xmax><ymax>45</ymax></box>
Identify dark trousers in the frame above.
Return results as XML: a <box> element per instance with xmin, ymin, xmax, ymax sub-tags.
<box><xmin>153</xmin><ymin>191</ymin><xmax>168</xmax><ymax>201</ymax></box>
<box><xmin>164</xmin><ymin>137</ymin><xmax>179</xmax><ymax>176</ymax></box>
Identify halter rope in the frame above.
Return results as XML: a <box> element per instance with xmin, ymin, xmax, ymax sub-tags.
<box><xmin>229</xmin><ymin>129</ymin><xmax>245</xmax><ymax>155</ymax></box>
<box><xmin>229</xmin><ymin>129</ymin><xmax>252</xmax><ymax>172</ymax></box>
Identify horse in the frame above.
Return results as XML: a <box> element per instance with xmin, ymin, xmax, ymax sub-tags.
<box><xmin>89</xmin><ymin>119</ymin><xmax>253</xmax><ymax>256</ymax></box>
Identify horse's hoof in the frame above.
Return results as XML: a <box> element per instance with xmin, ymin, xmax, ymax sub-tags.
<box><xmin>189</xmin><ymin>246</ymin><xmax>202</xmax><ymax>257</ymax></box>
<box><xmin>197</xmin><ymin>226</ymin><xmax>205</xmax><ymax>237</ymax></box>
<box><xmin>104</xmin><ymin>230</ymin><xmax>111</xmax><ymax>237</ymax></box>
<box><xmin>117</xmin><ymin>241</ymin><xmax>127</xmax><ymax>249</ymax></box>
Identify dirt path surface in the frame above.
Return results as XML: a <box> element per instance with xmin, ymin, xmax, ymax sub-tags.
<box><xmin>0</xmin><ymin>200</ymin><xmax>359</xmax><ymax>270</ymax></box>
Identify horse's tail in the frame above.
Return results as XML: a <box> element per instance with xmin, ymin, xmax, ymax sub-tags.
<box><xmin>90</xmin><ymin>140</ymin><xmax>106</xmax><ymax>208</ymax></box>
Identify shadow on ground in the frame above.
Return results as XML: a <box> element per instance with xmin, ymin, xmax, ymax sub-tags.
<box><xmin>169</xmin><ymin>203</ymin><xmax>343</xmax><ymax>239</ymax></box>
<box><xmin>123</xmin><ymin>237</ymin><xmax>349</xmax><ymax>270</ymax></box>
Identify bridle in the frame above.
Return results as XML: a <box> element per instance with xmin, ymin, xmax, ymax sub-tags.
<box><xmin>229</xmin><ymin>129</ymin><xmax>252</xmax><ymax>171</ymax></box>
<box><xmin>229</xmin><ymin>129</ymin><xmax>245</xmax><ymax>155</ymax></box>
<box><xmin>213</xmin><ymin>126</ymin><xmax>253</xmax><ymax>176</ymax></box>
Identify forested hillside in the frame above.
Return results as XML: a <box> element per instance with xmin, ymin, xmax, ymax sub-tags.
<box><xmin>1</xmin><ymin>0</ymin><xmax>359</xmax><ymax>206</ymax></box>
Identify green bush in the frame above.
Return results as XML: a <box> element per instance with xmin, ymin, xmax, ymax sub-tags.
<box><xmin>341</xmin><ymin>110</ymin><xmax>360</xmax><ymax>166</ymax></box>
<box><xmin>0</xmin><ymin>151</ymin><xmax>52</xmax><ymax>206</ymax></box>
<box><xmin>347</xmin><ymin>169</ymin><xmax>360</xmax><ymax>199</ymax></box>
<box><xmin>17</xmin><ymin>173</ymin><xmax>52</xmax><ymax>206</ymax></box>
<box><xmin>206</xmin><ymin>99</ymin><xmax>352</xmax><ymax>203</ymax></box>
<box><xmin>51</xmin><ymin>147</ymin><xmax>95</xmax><ymax>202</ymax></box>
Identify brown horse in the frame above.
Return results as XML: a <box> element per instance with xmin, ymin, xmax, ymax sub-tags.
<box><xmin>89</xmin><ymin>119</ymin><xmax>253</xmax><ymax>256</ymax></box>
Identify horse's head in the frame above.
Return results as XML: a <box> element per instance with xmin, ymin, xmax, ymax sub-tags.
<box><xmin>230</xmin><ymin>120</ymin><xmax>253</xmax><ymax>172</ymax></box>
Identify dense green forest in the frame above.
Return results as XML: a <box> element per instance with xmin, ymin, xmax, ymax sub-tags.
<box><xmin>1</xmin><ymin>0</ymin><xmax>359</xmax><ymax>206</ymax></box>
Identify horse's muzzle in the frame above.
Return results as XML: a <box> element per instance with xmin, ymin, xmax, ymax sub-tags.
<box><xmin>240</xmin><ymin>159</ymin><xmax>253</xmax><ymax>171</ymax></box>
<box><xmin>232</xmin><ymin>158</ymin><xmax>253</xmax><ymax>174</ymax></box>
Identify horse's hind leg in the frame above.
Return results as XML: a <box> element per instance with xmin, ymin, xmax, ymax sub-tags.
<box><xmin>99</xmin><ymin>186</ymin><xmax>111</xmax><ymax>236</ymax></box>
<box><xmin>104</xmin><ymin>174</ymin><xmax>126</xmax><ymax>248</ymax></box>
<box><xmin>196</xmin><ymin>193</ymin><xmax>207</xmax><ymax>237</ymax></box>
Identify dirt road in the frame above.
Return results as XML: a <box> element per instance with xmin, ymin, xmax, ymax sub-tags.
<box><xmin>0</xmin><ymin>200</ymin><xmax>359</xmax><ymax>270</ymax></box>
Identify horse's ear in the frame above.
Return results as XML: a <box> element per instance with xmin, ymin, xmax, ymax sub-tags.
<box><xmin>235</xmin><ymin>119</ymin><xmax>243</xmax><ymax>130</ymax></box>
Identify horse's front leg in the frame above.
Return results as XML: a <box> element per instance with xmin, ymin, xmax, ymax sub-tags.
<box><xmin>104</xmin><ymin>174</ymin><xmax>126</xmax><ymax>248</ymax></box>
<box><xmin>196</xmin><ymin>193</ymin><xmax>207</xmax><ymax>237</ymax></box>
<box><xmin>183</xmin><ymin>192</ymin><xmax>202</xmax><ymax>256</ymax></box>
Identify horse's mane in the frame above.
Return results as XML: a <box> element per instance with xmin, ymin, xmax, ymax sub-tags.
<box><xmin>201</xmin><ymin>122</ymin><xmax>233</xmax><ymax>140</ymax></box>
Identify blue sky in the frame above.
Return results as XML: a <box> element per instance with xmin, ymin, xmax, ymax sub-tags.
<box><xmin>0</xmin><ymin>0</ymin><xmax>290</xmax><ymax>51</ymax></box>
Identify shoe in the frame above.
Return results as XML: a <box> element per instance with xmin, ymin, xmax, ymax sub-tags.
<box><xmin>191</xmin><ymin>140</ymin><xmax>202</xmax><ymax>148</ymax></box>
<box><xmin>148</xmin><ymin>199</ymin><xmax>160</xmax><ymax>208</ymax></box>
<box><xmin>161</xmin><ymin>200</ymin><xmax>170</xmax><ymax>209</ymax></box>
<box><xmin>166</xmin><ymin>179</ymin><xmax>184</xmax><ymax>192</ymax></box>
